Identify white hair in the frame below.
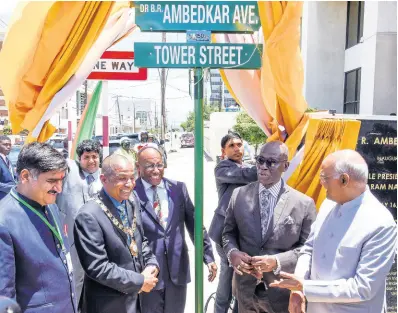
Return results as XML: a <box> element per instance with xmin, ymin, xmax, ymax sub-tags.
<box><xmin>334</xmin><ymin>157</ymin><xmax>369</xmax><ymax>183</ymax></box>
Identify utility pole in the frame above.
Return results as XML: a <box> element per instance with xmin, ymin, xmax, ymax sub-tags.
<box><xmin>160</xmin><ymin>32</ymin><xmax>167</xmax><ymax>140</ymax></box>
<box><xmin>116</xmin><ymin>96</ymin><xmax>122</xmax><ymax>132</ymax></box>
<box><xmin>132</xmin><ymin>97</ymin><xmax>136</xmax><ymax>133</ymax></box>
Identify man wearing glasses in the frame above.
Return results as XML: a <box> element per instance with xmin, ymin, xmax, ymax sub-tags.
<box><xmin>134</xmin><ymin>146</ymin><xmax>217</xmax><ymax>313</ymax></box>
<box><xmin>222</xmin><ymin>141</ymin><xmax>317</xmax><ymax>313</ymax></box>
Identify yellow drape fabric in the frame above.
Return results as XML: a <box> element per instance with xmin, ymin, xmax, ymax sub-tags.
<box><xmin>287</xmin><ymin>118</ymin><xmax>361</xmax><ymax>209</ymax></box>
<box><xmin>258</xmin><ymin>1</ymin><xmax>309</xmax><ymax>159</ymax></box>
<box><xmin>0</xmin><ymin>1</ymin><xmax>114</xmax><ymax>142</ymax></box>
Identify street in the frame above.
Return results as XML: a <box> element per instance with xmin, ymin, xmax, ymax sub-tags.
<box><xmin>164</xmin><ymin>145</ymin><xmax>221</xmax><ymax>313</ymax></box>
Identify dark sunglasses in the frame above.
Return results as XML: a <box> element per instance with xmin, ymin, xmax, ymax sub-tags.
<box><xmin>255</xmin><ymin>156</ymin><xmax>287</xmax><ymax>168</ymax></box>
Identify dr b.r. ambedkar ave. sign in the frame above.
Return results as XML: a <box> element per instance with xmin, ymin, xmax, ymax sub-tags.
<box><xmin>135</xmin><ymin>1</ymin><xmax>260</xmax><ymax>33</ymax></box>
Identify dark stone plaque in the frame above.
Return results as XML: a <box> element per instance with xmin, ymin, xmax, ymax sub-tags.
<box><xmin>356</xmin><ymin>118</ymin><xmax>397</xmax><ymax>312</ymax></box>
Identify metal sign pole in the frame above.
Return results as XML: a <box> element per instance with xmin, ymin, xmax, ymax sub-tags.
<box><xmin>193</xmin><ymin>67</ymin><xmax>204</xmax><ymax>313</ymax></box>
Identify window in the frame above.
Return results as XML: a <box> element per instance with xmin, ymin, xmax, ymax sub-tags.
<box><xmin>346</xmin><ymin>1</ymin><xmax>364</xmax><ymax>49</ymax></box>
<box><xmin>344</xmin><ymin>68</ymin><xmax>361</xmax><ymax>114</ymax></box>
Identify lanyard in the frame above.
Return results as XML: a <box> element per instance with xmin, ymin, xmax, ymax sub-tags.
<box><xmin>10</xmin><ymin>190</ymin><xmax>65</xmax><ymax>250</ymax></box>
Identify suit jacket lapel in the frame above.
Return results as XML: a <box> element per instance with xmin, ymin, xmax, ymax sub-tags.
<box><xmin>163</xmin><ymin>179</ymin><xmax>174</xmax><ymax>232</ymax></box>
<box><xmin>98</xmin><ymin>189</ymin><xmax>127</xmax><ymax>241</ymax></box>
<box><xmin>0</xmin><ymin>156</ymin><xmax>14</xmax><ymax>179</ymax></box>
<box><xmin>134</xmin><ymin>178</ymin><xmax>161</xmax><ymax>226</ymax></box>
<box><xmin>249</xmin><ymin>182</ymin><xmax>262</xmax><ymax>246</ymax></box>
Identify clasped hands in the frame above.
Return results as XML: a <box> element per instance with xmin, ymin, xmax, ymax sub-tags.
<box><xmin>230</xmin><ymin>250</ymin><xmax>277</xmax><ymax>279</ymax></box>
<box><xmin>140</xmin><ymin>265</ymin><xmax>159</xmax><ymax>293</ymax></box>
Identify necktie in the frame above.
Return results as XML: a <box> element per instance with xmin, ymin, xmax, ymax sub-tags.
<box><xmin>86</xmin><ymin>174</ymin><xmax>95</xmax><ymax>185</ymax></box>
<box><xmin>117</xmin><ymin>203</ymin><xmax>131</xmax><ymax>244</ymax></box>
<box><xmin>151</xmin><ymin>185</ymin><xmax>167</xmax><ymax>228</ymax></box>
<box><xmin>260</xmin><ymin>189</ymin><xmax>271</xmax><ymax>240</ymax></box>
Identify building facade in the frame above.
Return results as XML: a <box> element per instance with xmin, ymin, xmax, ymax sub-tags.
<box><xmin>208</xmin><ymin>69</ymin><xmax>240</xmax><ymax>112</ymax></box>
<box><xmin>301</xmin><ymin>1</ymin><xmax>397</xmax><ymax>115</ymax></box>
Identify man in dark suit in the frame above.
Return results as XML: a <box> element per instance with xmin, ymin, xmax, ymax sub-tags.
<box><xmin>56</xmin><ymin>139</ymin><xmax>102</xmax><ymax>305</ymax></box>
<box><xmin>0</xmin><ymin>142</ymin><xmax>76</xmax><ymax>313</ymax></box>
<box><xmin>134</xmin><ymin>147</ymin><xmax>217</xmax><ymax>313</ymax></box>
<box><xmin>0</xmin><ymin>135</ymin><xmax>16</xmax><ymax>201</ymax></box>
<box><xmin>74</xmin><ymin>154</ymin><xmax>159</xmax><ymax>313</ymax></box>
<box><xmin>209</xmin><ymin>132</ymin><xmax>257</xmax><ymax>313</ymax></box>
<box><xmin>223</xmin><ymin>141</ymin><xmax>317</xmax><ymax>313</ymax></box>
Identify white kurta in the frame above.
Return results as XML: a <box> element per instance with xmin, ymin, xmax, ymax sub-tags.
<box><xmin>295</xmin><ymin>188</ymin><xmax>397</xmax><ymax>313</ymax></box>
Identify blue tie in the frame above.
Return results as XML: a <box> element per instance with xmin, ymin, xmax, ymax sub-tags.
<box><xmin>117</xmin><ymin>203</ymin><xmax>130</xmax><ymax>244</ymax></box>
<box><xmin>86</xmin><ymin>174</ymin><xmax>95</xmax><ymax>185</ymax></box>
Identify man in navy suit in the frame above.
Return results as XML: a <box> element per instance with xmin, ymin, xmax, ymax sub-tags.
<box><xmin>74</xmin><ymin>154</ymin><xmax>159</xmax><ymax>313</ymax></box>
<box><xmin>134</xmin><ymin>147</ymin><xmax>217</xmax><ymax>313</ymax></box>
<box><xmin>0</xmin><ymin>142</ymin><xmax>76</xmax><ymax>313</ymax></box>
<box><xmin>0</xmin><ymin>135</ymin><xmax>16</xmax><ymax>201</ymax></box>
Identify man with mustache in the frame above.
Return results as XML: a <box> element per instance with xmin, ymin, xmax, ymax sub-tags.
<box><xmin>134</xmin><ymin>147</ymin><xmax>217</xmax><ymax>313</ymax></box>
<box><xmin>56</xmin><ymin>139</ymin><xmax>102</xmax><ymax>307</ymax></box>
<box><xmin>0</xmin><ymin>135</ymin><xmax>17</xmax><ymax>201</ymax></box>
<box><xmin>209</xmin><ymin>132</ymin><xmax>258</xmax><ymax>313</ymax></box>
<box><xmin>74</xmin><ymin>154</ymin><xmax>159</xmax><ymax>313</ymax></box>
<box><xmin>0</xmin><ymin>142</ymin><xmax>77</xmax><ymax>313</ymax></box>
<box><xmin>222</xmin><ymin>141</ymin><xmax>317</xmax><ymax>313</ymax></box>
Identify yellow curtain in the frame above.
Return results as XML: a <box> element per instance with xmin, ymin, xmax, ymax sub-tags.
<box><xmin>287</xmin><ymin>118</ymin><xmax>361</xmax><ymax>209</ymax></box>
<box><xmin>0</xmin><ymin>1</ymin><xmax>114</xmax><ymax>142</ymax></box>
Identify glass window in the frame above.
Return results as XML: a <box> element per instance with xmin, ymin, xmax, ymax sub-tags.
<box><xmin>344</xmin><ymin>68</ymin><xmax>361</xmax><ymax>114</ymax></box>
<box><xmin>346</xmin><ymin>1</ymin><xmax>364</xmax><ymax>49</ymax></box>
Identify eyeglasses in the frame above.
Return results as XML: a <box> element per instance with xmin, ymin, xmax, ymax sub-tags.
<box><xmin>144</xmin><ymin>163</ymin><xmax>164</xmax><ymax>170</ymax></box>
<box><xmin>255</xmin><ymin>156</ymin><xmax>287</xmax><ymax>168</ymax></box>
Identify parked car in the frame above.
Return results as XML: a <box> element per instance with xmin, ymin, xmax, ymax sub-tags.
<box><xmin>180</xmin><ymin>132</ymin><xmax>194</xmax><ymax>148</ymax></box>
<box><xmin>8</xmin><ymin>145</ymin><xmax>22</xmax><ymax>169</ymax></box>
<box><xmin>47</xmin><ymin>138</ymin><xmax>65</xmax><ymax>153</ymax></box>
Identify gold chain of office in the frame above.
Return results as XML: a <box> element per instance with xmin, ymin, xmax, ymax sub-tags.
<box><xmin>95</xmin><ymin>198</ymin><xmax>138</xmax><ymax>257</ymax></box>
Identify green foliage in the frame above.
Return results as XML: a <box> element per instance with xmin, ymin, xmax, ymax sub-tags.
<box><xmin>2</xmin><ymin>125</ymin><xmax>12</xmax><ymax>135</ymax></box>
<box><xmin>305</xmin><ymin>107</ymin><xmax>317</xmax><ymax>112</ymax></box>
<box><xmin>233</xmin><ymin>111</ymin><xmax>267</xmax><ymax>155</ymax></box>
<box><xmin>180</xmin><ymin>104</ymin><xmax>219</xmax><ymax>132</ymax></box>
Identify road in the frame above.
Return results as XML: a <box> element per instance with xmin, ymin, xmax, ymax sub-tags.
<box><xmin>164</xmin><ymin>145</ymin><xmax>221</xmax><ymax>313</ymax></box>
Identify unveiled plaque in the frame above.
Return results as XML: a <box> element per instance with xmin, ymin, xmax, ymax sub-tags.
<box><xmin>356</xmin><ymin>118</ymin><xmax>397</xmax><ymax>312</ymax></box>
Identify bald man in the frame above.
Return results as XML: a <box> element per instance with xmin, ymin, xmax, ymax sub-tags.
<box><xmin>74</xmin><ymin>154</ymin><xmax>159</xmax><ymax>313</ymax></box>
<box><xmin>271</xmin><ymin>150</ymin><xmax>397</xmax><ymax>313</ymax></box>
<box><xmin>222</xmin><ymin>141</ymin><xmax>317</xmax><ymax>313</ymax></box>
<box><xmin>134</xmin><ymin>147</ymin><xmax>216</xmax><ymax>313</ymax></box>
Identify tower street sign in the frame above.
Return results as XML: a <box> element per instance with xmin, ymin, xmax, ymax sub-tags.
<box><xmin>134</xmin><ymin>43</ymin><xmax>262</xmax><ymax>69</ymax></box>
<box><xmin>135</xmin><ymin>1</ymin><xmax>260</xmax><ymax>33</ymax></box>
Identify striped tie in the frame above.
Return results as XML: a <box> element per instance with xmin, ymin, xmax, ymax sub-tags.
<box><xmin>151</xmin><ymin>185</ymin><xmax>166</xmax><ymax>228</ymax></box>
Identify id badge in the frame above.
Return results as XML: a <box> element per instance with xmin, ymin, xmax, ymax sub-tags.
<box><xmin>65</xmin><ymin>252</ymin><xmax>73</xmax><ymax>274</ymax></box>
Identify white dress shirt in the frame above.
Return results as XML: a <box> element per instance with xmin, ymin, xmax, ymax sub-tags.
<box><xmin>295</xmin><ymin>188</ymin><xmax>397</xmax><ymax>313</ymax></box>
<box><xmin>142</xmin><ymin>178</ymin><xmax>169</xmax><ymax>225</ymax></box>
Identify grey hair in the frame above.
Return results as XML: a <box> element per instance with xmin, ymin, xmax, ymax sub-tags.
<box><xmin>333</xmin><ymin>153</ymin><xmax>369</xmax><ymax>183</ymax></box>
<box><xmin>101</xmin><ymin>154</ymin><xmax>132</xmax><ymax>177</ymax></box>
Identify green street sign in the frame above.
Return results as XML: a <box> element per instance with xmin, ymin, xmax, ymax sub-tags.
<box><xmin>135</xmin><ymin>1</ymin><xmax>260</xmax><ymax>33</ymax></box>
<box><xmin>134</xmin><ymin>43</ymin><xmax>262</xmax><ymax>69</ymax></box>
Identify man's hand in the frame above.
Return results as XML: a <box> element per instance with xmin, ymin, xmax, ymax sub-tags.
<box><xmin>269</xmin><ymin>271</ymin><xmax>304</xmax><ymax>292</ymax></box>
<box><xmin>289</xmin><ymin>291</ymin><xmax>306</xmax><ymax>313</ymax></box>
<box><xmin>207</xmin><ymin>262</ymin><xmax>218</xmax><ymax>282</ymax></box>
<box><xmin>140</xmin><ymin>273</ymin><xmax>158</xmax><ymax>293</ymax></box>
<box><xmin>230</xmin><ymin>250</ymin><xmax>253</xmax><ymax>276</ymax></box>
<box><xmin>142</xmin><ymin>265</ymin><xmax>159</xmax><ymax>278</ymax></box>
<box><xmin>251</xmin><ymin>255</ymin><xmax>277</xmax><ymax>273</ymax></box>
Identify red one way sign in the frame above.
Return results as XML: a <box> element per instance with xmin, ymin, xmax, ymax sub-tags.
<box><xmin>87</xmin><ymin>51</ymin><xmax>147</xmax><ymax>81</ymax></box>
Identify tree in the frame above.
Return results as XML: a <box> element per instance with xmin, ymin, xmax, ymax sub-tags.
<box><xmin>233</xmin><ymin>111</ymin><xmax>267</xmax><ymax>155</ymax></box>
<box><xmin>2</xmin><ymin>125</ymin><xmax>12</xmax><ymax>135</ymax></box>
<box><xmin>180</xmin><ymin>103</ymin><xmax>219</xmax><ymax>132</ymax></box>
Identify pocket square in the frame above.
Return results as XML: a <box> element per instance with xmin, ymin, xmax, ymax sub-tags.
<box><xmin>283</xmin><ymin>216</ymin><xmax>295</xmax><ymax>225</ymax></box>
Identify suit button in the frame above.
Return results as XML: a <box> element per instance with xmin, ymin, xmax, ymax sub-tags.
<box><xmin>72</xmin><ymin>293</ymin><xmax>74</xmax><ymax>298</ymax></box>
<box><xmin>64</xmin><ymin>260</ymin><xmax>67</xmax><ymax>264</ymax></box>
<box><xmin>57</xmin><ymin>244</ymin><xmax>61</xmax><ymax>249</ymax></box>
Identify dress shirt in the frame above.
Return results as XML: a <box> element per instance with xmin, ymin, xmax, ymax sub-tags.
<box><xmin>295</xmin><ymin>188</ymin><xmax>397</xmax><ymax>313</ymax></box>
<box><xmin>0</xmin><ymin>152</ymin><xmax>12</xmax><ymax>173</ymax></box>
<box><xmin>82</xmin><ymin>170</ymin><xmax>100</xmax><ymax>181</ymax></box>
<box><xmin>142</xmin><ymin>178</ymin><xmax>169</xmax><ymax>224</ymax></box>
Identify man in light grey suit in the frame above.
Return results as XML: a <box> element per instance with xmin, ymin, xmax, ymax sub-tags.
<box><xmin>270</xmin><ymin>150</ymin><xmax>397</xmax><ymax>313</ymax></box>
<box><xmin>56</xmin><ymin>139</ymin><xmax>102</xmax><ymax>308</ymax></box>
<box><xmin>222</xmin><ymin>141</ymin><xmax>316</xmax><ymax>313</ymax></box>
